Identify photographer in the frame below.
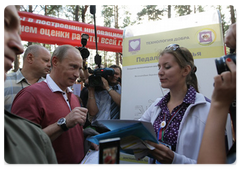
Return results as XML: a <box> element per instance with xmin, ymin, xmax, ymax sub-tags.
<box><xmin>87</xmin><ymin>65</ymin><xmax>122</xmax><ymax>133</ymax></box>
<box><xmin>198</xmin><ymin>23</ymin><xmax>236</xmax><ymax>164</ymax></box>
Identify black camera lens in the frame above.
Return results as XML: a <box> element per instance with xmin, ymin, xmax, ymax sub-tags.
<box><xmin>79</xmin><ymin>47</ymin><xmax>90</xmax><ymax>59</ymax></box>
<box><xmin>215</xmin><ymin>53</ymin><xmax>236</xmax><ymax>75</ymax></box>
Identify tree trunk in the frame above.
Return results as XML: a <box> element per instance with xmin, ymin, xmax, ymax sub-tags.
<box><xmin>115</xmin><ymin>52</ymin><xmax>119</xmax><ymax>66</ymax></box>
<box><xmin>103</xmin><ymin>51</ymin><xmax>107</xmax><ymax>68</ymax></box>
<box><xmin>114</xmin><ymin>5</ymin><xmax>119</xmax><ymax>65</ymax></box>
<box><xmin>230</xmin><ymin>5</ymin><xmax>236</xmax><ymax>24</ymax></box>
<box><xmin>187</xmin><ymin>5</ymin><xmax>191</xmax><ymax>14</ymax></box>
<box><xmin>42</xmin><ymin>5</ymin><xmax>47</xmax><ymax>47</ymax></box>
<box><xmin>168</xmin><ymin>5</ymin><xmax>171</xmax><ymax>18</ymax></box>
<box><xmin>27</xmin><ymin>3</ymin><xmax>33</xmax><ymax>46</ymax></box>
<box><xmin>13</xmin><ymin>55</ymin><xmax>20</xmax><ymax>72</ymax></box>
<box><xmin>29</xmin><ymin>5</ymin><xmax>33</xmax><ymax>12</ymax></box>
<box><xmin>75</xmin><ymin>5</ymin><xmax>79</xmax><ymax>21</ymax></box>
<box><xmin>82</xmin><ymin>5</ymin><xmax>88</xmax><ymax>23</ymax></box>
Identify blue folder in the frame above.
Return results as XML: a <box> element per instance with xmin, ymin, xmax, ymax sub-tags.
<box><xmin>87</xmin><ymin>120</ymin><xmax>158</xmax><ymax>145</ymax></box>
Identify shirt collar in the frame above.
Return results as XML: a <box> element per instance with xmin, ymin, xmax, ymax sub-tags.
<box><xmin>16</xmin><ymin>69</ymin><xmax>45</xmax><ymax>84</ymax></box>
<box><xmin>111</xmin><ymin>84</ymin><xmax>119</xmax><ymax>90</ymax></box>
<box><xmin>15</xmin><ymin>69</ymin><xmax>27</xmax><ymax>84</ymax></box>
<box><xmin>183</xmin><ymin>86</ymin><xmax>196</xmax><ymax>104</ymax></box>
<box><xmin>45</xmin><ymin>74</ymin><xmax>73</xmax><ymax>93</ymax></box>
<box><xmin>156</xmin><ymin>86</ymin><xmax>196</xmax><ymax>107</ymax></box>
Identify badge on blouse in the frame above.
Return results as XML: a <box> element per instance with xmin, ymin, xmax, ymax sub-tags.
<box><xmin>160</xmin><ymin>121</ymin><xmax>166</xmax><ymax>128</ymax></box>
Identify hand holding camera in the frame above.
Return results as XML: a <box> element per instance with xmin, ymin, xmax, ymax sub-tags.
<box><xmin>215</xmin><ymin>23</ymin><xmax>236</xmax><ymax>75</ymax></box>
<box><xmin>213</xmin><ymin>23</ymin><xmax>236</xmax><ymax>133</ymax></box>
<box><xmin>88</xmin><ymin>68</ymin><xmax>115</xmax><ymax>91</ymax></box>
<box><xmin>198</xmin><ymin>23</ymin><xmax>236</xmax><ymax>164</ymax></box>
<box><xmin>212</xmin><ymin>58</ymin><xmax>236</xmax><ymax>108</ymax></box>
<box><xmin>101</xmin><ymin>77</ymin><xmax>110</xmax><ymax>90</ymax></box>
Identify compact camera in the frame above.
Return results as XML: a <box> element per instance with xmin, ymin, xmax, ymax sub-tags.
<box><xmin>88</xmin><ymin>68</ymin><xmax>115</xmax><ymax>91</ymax></box>
<box><xmin>215</xmin><ymin>53</ymin><xmax>236</xmax><ymax>74</ymax></box>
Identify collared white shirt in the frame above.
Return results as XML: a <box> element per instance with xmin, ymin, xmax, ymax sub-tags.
<box><xmin>45</xmin><ymin>74</ymin><xmax>73</xmax><ymax>110</ymax></box>
<box><xmin>91</xmin><ymin>84</ymin><xmax>121</xmax><ymax>127</ymax></box>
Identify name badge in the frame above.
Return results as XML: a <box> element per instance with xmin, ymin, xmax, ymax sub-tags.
<box><xmin>155</xmin><ymin>142</ymin><xmax>173</xmax><ymax>164</ymax></box>
<box><xmin>159</xmin><ymin>141</ymin><xmax>172</xmax><ymax>150</ymax></box>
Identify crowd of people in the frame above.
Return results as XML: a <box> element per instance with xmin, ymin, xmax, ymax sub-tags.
<box><xmin>4</xmin><ymin>5</ymin><xmax>236</xmax><ymax>164</ymax></box>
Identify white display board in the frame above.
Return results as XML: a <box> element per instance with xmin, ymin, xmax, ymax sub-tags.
<box><xmin>120</xmin><ymin>10</ymin><xmax>225</xmax><ymax>120</ymax></box>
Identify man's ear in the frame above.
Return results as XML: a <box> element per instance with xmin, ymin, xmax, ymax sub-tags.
<box><xmin>51</xmin><ymin>56</ymin><xmax>58</xmax><ymax>67</ymax></box>
<box><xmin>26</xmin><ymin>53</ymin><xmax>34</xmax><ymax>64</ymax></box>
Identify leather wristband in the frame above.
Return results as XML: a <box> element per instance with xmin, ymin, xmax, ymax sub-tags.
<box><xmin>57</xmin><ymin>118</ymin><xmax>69</xmax><ymax>131</ymax></box>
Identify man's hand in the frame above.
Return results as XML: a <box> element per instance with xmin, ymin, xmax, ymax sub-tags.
<box><xmin>101</xmin><ymin>77</ymin><xmax>110</xmax><ymax>90</ymax></box>
<box><xmin>91</xmin><ymin>142</ymin><xmax>99</xmax><ymax>151</ymax></box>
<box><xmin>65</xmin><ymin>107</ymin><xmax>88</xmax><ymax>128</ymax></box>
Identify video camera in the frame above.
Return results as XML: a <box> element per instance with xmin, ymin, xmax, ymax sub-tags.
<box><xmin>76</xmin><ymin>33</ymin><xmax>90</xmax><ymax>59</ymax></box>
<box><xmin>88</xmin><ymin>68</ymin><xmax>115</xmax><ymax>91</ymax></box>
<box><xmin>86</xmin><ymin>6</ymin><xmax>115</xmax><ymax>91</ymax></box>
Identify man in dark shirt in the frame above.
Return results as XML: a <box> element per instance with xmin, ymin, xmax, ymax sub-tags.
<box><xmin>4</xmin><ymin>5</ymin><xmax>57</xmax><ymax>164</ymax></box>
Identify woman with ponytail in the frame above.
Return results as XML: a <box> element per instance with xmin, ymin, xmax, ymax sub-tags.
<box><xmin>140</xmin><ymin>44</ymin><xmax>211</xmax><ymax>164</ymax></box>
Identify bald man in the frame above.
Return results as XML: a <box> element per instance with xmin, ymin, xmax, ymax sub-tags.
<box><xmin>4</xmin><ymin>44</ymin><xmax>51</xmax><ymax>111</ymax></box>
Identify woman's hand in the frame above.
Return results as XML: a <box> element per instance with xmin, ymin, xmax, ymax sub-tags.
<box><xmin>211</xmin><ymin>58</ymin><xmax>236</xmax><ymax>108</ymax></box>
<box><xmin>146</xmin><ymin>141</ymin><xmax>174</xmax><ymax>164</ymax></box>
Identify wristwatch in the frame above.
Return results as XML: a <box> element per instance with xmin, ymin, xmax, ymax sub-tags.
<box><xmin>107</xmin><ymin>87</ymin><xmax>113</xmax><ymax>92</ymax></box>
<box><xmin>57</xmin><ymin>118</ymin><xmax>68</xmax><ymax>131</ymax></box>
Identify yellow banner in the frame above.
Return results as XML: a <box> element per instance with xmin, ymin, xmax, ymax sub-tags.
<box><xmin>123</xmin><ymin>24</ymin><xmax>225</xmax><ymax>66</ymax></box>
<box><xmin>123</xmin><ymin>46</ymin><xmax>225</xmax><ymax>66</ymax></box>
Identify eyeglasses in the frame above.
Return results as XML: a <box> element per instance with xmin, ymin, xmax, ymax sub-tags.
<box><xmin>164</xmin><ymin>44</ymin><xmax>188</xmax><ymax>62</ymax></box>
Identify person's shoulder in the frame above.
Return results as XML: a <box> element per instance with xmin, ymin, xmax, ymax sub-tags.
<box><xmin>117</xmin><ymin>84</ymin><xmax>121</xmax><ymax>91</ymax></box>
<box><xmin>5</xmin><ymin>110</ymin><xmax>53</xmax><ymax>143</ymax></box>
<box><xmin>154</xmin><ymin>98</ymin><xmax>162</xmax><ymax>102</ymax></box>
<box><xmin>195</xmin><ymin>93</ymin><xmax>211</xmax><ymax>105</ymax></box>
<box><xmin>38</xmin><ymin>77</ymin><xmax>45</xmax><ymax>82</ymax></box>
<box><xmin>149</xmin><ymin>98</ymin><xmax>163</xmax><ymax>108</ymax></box>
<box><xmin>5</xmin><ymin>71</ymin><xmax>17</xmax><ymax>82</ymax></box>
<box><xmin>5</xmin><ymin>109</ymin><xmax>41</xmax><ymax>128</ymax></box>
<box><xmin>4</xmin><ymin>73</ymin><xmax>19</xmax><ymax>90</ymax></box>
<box><xmin>24</xmin><ymin>81</ymin><xmax>47</xmax><ymax>92</ymax></box>
<box><xmin>6</xmin><ymin>70</ymin><xmax>18</xmax><ymax>77</ymax></box>
<box><xmin>193</xmin><ymin>94</ymin><xmax>211</xmax><ymax>116</ymax></box>
<box><xmin>14</xmin><ymin>81</ymin><xmax>47</xmax><ymax>99</ymax></box>
<box><xmin>6</xmin><ymin>69</ymin><xmax>22</xmax><ymax>79</ymax></box>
